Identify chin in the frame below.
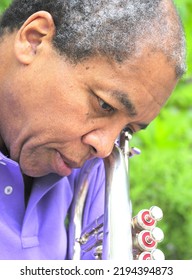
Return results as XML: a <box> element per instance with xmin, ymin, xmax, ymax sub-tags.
<box><xmin>20</xmin><ymin>164</ymin><xmax>49</xmax><ymax>178</ymax></box>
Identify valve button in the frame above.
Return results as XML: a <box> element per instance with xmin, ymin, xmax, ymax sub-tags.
<box><xmin>151</xmin><ymin>249</ymin><xmax>165</xmax><ymax>260</ymax></box>
<box><xmin>150</xmin><ymin>206</ymin><xmax>163</xmax><ymax>221</ymax></box>
<box><xmin>151</xmin><ymin>227</ymin><xmax>164</xmax><ymax>242</ymax></box>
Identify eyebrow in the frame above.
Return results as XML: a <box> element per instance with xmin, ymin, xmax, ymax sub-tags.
<box><xmin>109</xmin><ymin>90</ymin><xmax>149</xmax><ymax>130</ymax></box>
<box><xmin>110</xmin><ymin>90</ymin><xmax>137</xmax><ymax>117</ymax></box>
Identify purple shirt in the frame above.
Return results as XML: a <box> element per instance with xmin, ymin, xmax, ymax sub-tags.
<box><xmin>0</xmin><ymin>152</ymin><xmax>105</xmax><ymax>259</ymax></box>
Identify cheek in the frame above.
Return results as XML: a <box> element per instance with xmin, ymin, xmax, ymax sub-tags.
<box><xmin>19</xmin><ymin>145</ymin><xmax>53</xmax><ymax>177</ymax></box>
<box><xmin>33</xmin><ymin>77</ymin><xmax>94</xmax><ymax>138</ymax></box>
<box><xmin>50</xmin><ymin>99</ymin><xmax>92</xmax><ymax>132</ymax></box>
<box><xmin>40</xmin><ymin>106</ymin><xmax>91</xmax><ymax>141</ymax></box>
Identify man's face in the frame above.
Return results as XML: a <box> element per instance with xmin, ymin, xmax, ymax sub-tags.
<box><xmin>3</xmin><ymin>46</ymin><xmax>177</xmax><ymax>177</ymax></box>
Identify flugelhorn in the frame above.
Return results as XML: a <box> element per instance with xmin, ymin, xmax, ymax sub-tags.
<box><xmin>68</xmin><ymin>130</ymin><xmax>164</xmax><ymax>260</ymax></box>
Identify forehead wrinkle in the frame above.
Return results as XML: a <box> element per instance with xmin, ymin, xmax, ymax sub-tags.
<box><xmin>110</xmin><ymin>90</ymin><xmax>137</xmax><ymax>117</ymax></box>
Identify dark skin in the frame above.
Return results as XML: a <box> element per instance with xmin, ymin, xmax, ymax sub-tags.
<box><xmin>0</xmin><ymin>12</ymin><xmax>178</xmax><ymax>195</ymax></box>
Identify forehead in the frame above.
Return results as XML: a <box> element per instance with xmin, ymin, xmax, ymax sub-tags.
<box><xmin>72</xmin><ymin>50</ymin><xmax>177</xmax><ymax>108</ymax></box>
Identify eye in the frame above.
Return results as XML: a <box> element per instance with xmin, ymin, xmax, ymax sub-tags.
<box><xmin>98</xmin><ymin>97</ymin><xmax>114</xmax><ymax>113</ymax></box>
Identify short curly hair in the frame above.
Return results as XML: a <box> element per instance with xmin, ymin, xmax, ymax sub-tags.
<box><xmin>0</xmin><ymin>0</ymin><xmax>186</xmax><ymax>77</ymax></box>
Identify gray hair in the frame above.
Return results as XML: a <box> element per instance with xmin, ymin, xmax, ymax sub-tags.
<box><xmin>0</xmin><ymin>0</ymin><xmax>186</xmax><ymax>76</ymax></box>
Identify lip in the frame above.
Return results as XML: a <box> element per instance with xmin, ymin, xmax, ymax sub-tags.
<box><xmin>54</xmin><ymin>151</ymin><xmax>73</xmax><ymax>176</ymax></box>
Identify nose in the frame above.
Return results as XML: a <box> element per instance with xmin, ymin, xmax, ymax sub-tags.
<box><xmin>82</xmin><ymin>128</ymin><xmax>119</xmax><ymax>158</ymax></box>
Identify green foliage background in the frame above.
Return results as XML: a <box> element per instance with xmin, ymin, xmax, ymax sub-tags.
<box><xmin>0</xmin><ymin>0</ymin><xmax>191</xmax><ymax>260</ymax></box>
<box><xmin>130</xmin><ymin>0</ymin><xmax>192</xmax><ymax>260</ymax></box>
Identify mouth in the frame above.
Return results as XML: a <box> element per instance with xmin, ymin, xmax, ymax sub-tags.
<box><xmin>54</xmin><ymin>150</ymin><xmax>93</xmax><ymax>176</ymax></box>
<box><xmin>54</xmin><ymin>151</ymin><xmax>73</xmax><ymax>176</ymax></box>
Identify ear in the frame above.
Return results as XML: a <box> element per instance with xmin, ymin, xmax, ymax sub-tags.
<box><xmin>14</xmin><ymin>11</ymin><xmax>55</xmax><ymax>64</ymax></box>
